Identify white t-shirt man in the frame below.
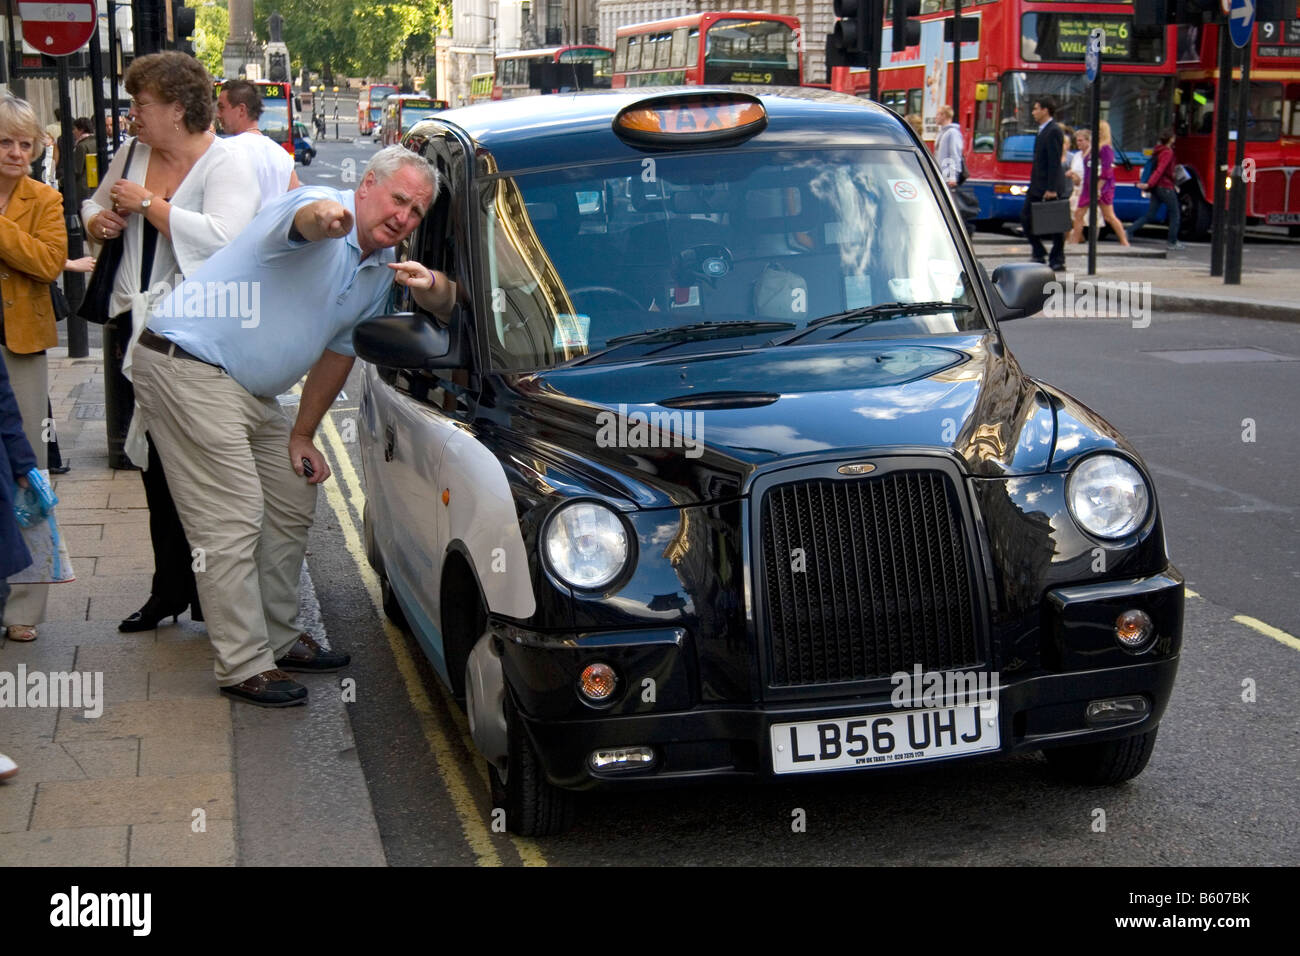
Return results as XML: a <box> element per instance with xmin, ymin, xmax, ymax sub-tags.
<box><xmin>231</xmin><ymin>130</ymin><xmax>295</xmax><ymax>205</ymax></box>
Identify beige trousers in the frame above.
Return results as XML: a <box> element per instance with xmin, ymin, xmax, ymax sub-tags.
<box><xmin>130</xmin><ymin>347</ymin><xmax>317</xmax><ymax>685</ymax></box>
<box><xmin>2</xmin><ymin>345</ymin><xmax>49</xmax><ymax>626</ymax></box>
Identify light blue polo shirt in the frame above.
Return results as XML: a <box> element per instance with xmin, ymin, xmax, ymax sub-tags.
<box><xmin>147</xmin><ymin>186</ymin><xmax>397</xmax><ymax>397</ymax></box>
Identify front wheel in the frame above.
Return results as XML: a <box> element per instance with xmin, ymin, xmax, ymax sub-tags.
<box><xmin>302</xmin><ymin>153</ymin><xmax>313</xmax><ymax>166</ymax></box>
<box><xmin>1044</xmin><ymin>727</ymin><xmax>1159</xmax><ymax>784</ymax></box>
<box><xmin>488</xmin><ymin>693</ymin><xmax>575</xmax><ymax>836</ymax></box>
<box><xmin>1178</xmin><ymin>188</ymin><xmax>1212</xmax><ymax>241</ymax></box>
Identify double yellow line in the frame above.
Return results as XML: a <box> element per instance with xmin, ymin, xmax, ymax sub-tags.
<box><xmin>311</xmin><ymin>394</ymin><xmax>548</xmax><ymax>866</ymax></box>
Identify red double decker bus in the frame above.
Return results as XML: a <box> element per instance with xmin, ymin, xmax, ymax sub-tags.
<box><xmin>359</xmin><ymin>84</ymin><xmax>398</xmax><ymax>136</ymax></box>
<box><xmin>493</xmin><ymin>46</ymin><xmax>614</xmax><ymax>99</ymax></box>
<box><xmin>1173</xmin><ymin>19</ymin><xmax>1300</xmax><ymax>236</ymax></box>
<box><xmin>612</xmin><ymin>11</ymin><xmax>803</xmax><ymax>87</ymax></box>
<box><xmin>832</xmin><ymin>1</ymin><xmax>1177</xmax><ymax>227</ymax></box>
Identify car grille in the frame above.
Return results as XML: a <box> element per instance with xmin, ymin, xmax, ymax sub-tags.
<box><xmin>759</xmin><ymin>469</ymin><xmax>982</xmax><ymax>688</ymax></box>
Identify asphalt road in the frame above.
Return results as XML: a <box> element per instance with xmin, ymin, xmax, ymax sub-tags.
<box><xmin>298</xmin><ymin>135</ymin><xmax>1300</xmax><ymax>866</ymax></box>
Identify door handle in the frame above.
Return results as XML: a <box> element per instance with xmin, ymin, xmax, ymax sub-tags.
<box><xmin>384</xmin><ymin>424</ymin><xmax>395</xmax><ymax>462</ymax></box>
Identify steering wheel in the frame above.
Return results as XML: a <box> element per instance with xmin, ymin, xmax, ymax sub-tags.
<box><xmin>568</xmin><ymin>286</ymin><xmax>646</xmax><ymax>312</ymax></box>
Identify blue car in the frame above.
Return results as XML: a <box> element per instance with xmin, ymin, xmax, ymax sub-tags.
<box><xmin>293</xmin><ymin>121</ymin><xmax>316</xmax><ymax>165</ymax></box>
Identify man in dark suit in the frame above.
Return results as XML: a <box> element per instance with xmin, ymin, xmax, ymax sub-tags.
<box><xmin>1021</xmin><ymin>97</ymin><xmax>1069</xmax><ymax>270</ymax></box>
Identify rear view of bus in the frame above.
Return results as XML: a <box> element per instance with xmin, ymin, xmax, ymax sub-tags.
<box><xmin>613</xmin><ymin>12</ymin><xmax>802</xmax><ymax>87</ymax></box>
<box><xmin>359</xmin><ymin>83</ymin><xmax>397</xmax><ymax>136</ymax></box>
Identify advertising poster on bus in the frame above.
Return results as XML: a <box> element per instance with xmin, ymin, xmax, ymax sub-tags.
<box><xmin>874</xmin><ymin>15</ymin><xmax>981</xmax><ymax>141</ymax></box>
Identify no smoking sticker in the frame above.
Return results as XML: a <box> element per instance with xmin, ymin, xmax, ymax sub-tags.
<box><xmin>889</xmin><ymin>179</ymin><xmax>921</xmax><ymax>202</ymax></box>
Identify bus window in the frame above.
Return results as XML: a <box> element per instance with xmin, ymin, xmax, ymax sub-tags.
<box><xmin>999</xmin><ymin>71</ymin><xmax>1174</xmax><ymax>163</ymax></box>
<box><xmin>1235</xmin><ymin>82</ymin><xmax>1283</xmax><ymax>141</ymax></box>
<box><xmin>687</xmin><ymin>28</ymin><xmax>699</xmax><ymax>68</ymax></box>
<box><xmin>671</xmin><ymin>28</ymin><xmax>688</xmax><ymax>68</ymax></box>
<box><xmin>703</xmin><ymin>18</ymin><xmax>799</xmax><ymax>84</ymax></box>
<box><xmin>973</xmin><ymin>83</ymin><xmax>998</xmax><ymax>153</ymax></box>
<box><xmin>615</xmin><ymin>36</ymin><xmax>629</xmax><ymax>72</ymax></box>
<box><xmin>908</xmin><ymin>89</ymin><xmax>924</xmax><ymax>117</ymax></box>
<box><xmin>655</xmin><ymin>32</ymin><xmax>672</xmax><ymax>70</ymax></box>
<box><xmin>627</xmin><ymin>36</ymin><xmax>640</xmax><ymax>72</ymax></box>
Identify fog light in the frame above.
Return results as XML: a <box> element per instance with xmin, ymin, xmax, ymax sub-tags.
<box><xmin>1115</xmin><ymin>609</ymin><xmax>1155</xmax><ymax>651</ymax></box>
<box><xmin>579</xmin><ymin>662</ymin><xmax>618</xmax><ymax>701</ymax></box>
<box><xmin>1086</xmin><ymin>696</ymin><xmax>1150</xmax><ymax>724</ymax></box>
<box><xmin>589</xmin><ymin>746</ymin><xmax>655</xmax><ymax>771</ymax></box>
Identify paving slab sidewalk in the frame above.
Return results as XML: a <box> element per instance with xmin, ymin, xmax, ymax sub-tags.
<box><xmin>973</xmin><ymin>232</ymin><xmax>1300</xmax><ymax>322</ymax></box>
<box><xmin>0</xmin><ymin>349</ymin><xmax>386</xmax><ymax>866</ymax></box>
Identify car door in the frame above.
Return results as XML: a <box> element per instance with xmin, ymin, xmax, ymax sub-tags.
<box><xmin>368</xmin><ymin>127</ymin><xmax>480</xmax><ymax>678</ymax></box>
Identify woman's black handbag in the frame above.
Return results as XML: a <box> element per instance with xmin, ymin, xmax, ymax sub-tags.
<box><xmin>75</xmin><ymin>139</ymin><xmax>136</xmax><ymax>326</ymax></box>
<box><xmin>49</xmin><ymin>282</ymin><xmax>70</xmax><ymax>321</ymax></box>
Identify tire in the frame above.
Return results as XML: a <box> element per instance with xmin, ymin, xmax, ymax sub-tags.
<box><xmin>1178</xmin><ymin>188</ymin><xmax>1212</xmax><ymax>242</ymax></box>
<box><xmin>380</xmin><ymin>571</ymin><xmax>407</xmax><ymax>629</ymax></box>
<box><xmin>302</xmin><ymin>153</ymin><xmax>313</xmax><ymax>166</ymax></box>
<box><xmin>1045</xmin><ymin>727</ymin><xmax>1159</xmax><ymax>785</ymax></box>
<box><xmin>488</xmin><ymin>693</ymin><xmax>575</xmax><ymax>836</ymax></box>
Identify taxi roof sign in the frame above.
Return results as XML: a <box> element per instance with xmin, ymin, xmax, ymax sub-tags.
<box><xmin>614</xmin><ymin>93</ymin><xmax>767</xmax><ymax>147</ymax></box>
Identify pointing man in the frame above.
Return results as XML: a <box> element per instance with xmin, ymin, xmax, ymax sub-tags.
<box><xmin>131</xmin><ymin>146</ymin><xmax>455</xmax><ymax>706</ymax></box>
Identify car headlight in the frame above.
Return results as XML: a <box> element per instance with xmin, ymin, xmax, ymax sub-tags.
<box><xmin>1066</xmin><ymin>455</ymin><xmax>1151</xmax><ymax>539</ymax></box>
<box><xmin>544</xmin><ymin>501</ymin><xmax>630</xmax><ymax>589</ymax></box>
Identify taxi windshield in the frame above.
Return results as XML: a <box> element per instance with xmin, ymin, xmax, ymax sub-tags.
<box><xmin>479</xmin><ymin>148</ymin><xmax>983</xmax><ymax>372</ymax></box>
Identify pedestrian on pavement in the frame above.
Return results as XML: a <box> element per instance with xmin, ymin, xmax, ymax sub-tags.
<box><xmin>214</xmin><ymin>79</ymin><xmax>301</xmax><ymax>204</ymax></box>
<box><xmin>0</xmin><ymin>345</ymin><xmax>38</xmax><ymax>777</ymax></box>
<box><xmin>132</xmin><ymin>145</ymin><xmax>456</xmax><ymax>707</ymax></box>
<box><xmin>0</xmin><ymin>95</ymin><xmax>69</xmax><ymax>643</ymax></box>
<box><xmin>69</xmin><ymin>117</ymin><xmax>97</xmax><ymax>203</ymax></box>
<box><xmin>1126</xmin><ymin>128</ymin><xmax>1185</xmax><ymax>250</ymax></box>
<box><xmin>1069</xmin><ymin>119</ymin><xmax>1130</xmax><ymax>247</ymax></box>
<box><xmin>81</xmin><ymin>51</ymin><xmax>260</xmax><ymax>634</ymax></box>
<box><xmin>934</xmin><ymin>104</ymin><xmax>964</xmax><ymax>188</ymax></box>
<box><xmin>46</xmin><ymin>256</ymin><xmax>95</xmax><ymax>477</ymax></box>
<box><xmin>1067</xmin><ymin>128</ymin><xmax>1089</xmax><ymax>217</ymax></box>
<box><xmin>1021</xmin><ymin>97</ymin><xmax>1069</xmax><ymax>271</ymax></box>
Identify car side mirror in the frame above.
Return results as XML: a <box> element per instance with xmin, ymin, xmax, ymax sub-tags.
<box><xmin>988</xmin><ymin>262</ymin><xmax>1055</xmax><ymax>321</ymax></box>
<box><xmin>353</xmin><ymin>312</ymin><xmax>452</xmax><ymax>369</ymax></box>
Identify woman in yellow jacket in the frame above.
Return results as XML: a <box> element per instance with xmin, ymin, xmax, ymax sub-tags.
<box><xmin>0</xmin><ymin>95</ymin><xmax>69</xmax><ymax>641</ymax></box>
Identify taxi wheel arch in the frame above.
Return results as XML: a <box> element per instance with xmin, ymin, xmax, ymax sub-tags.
<box><xmin>439</xmin><ymin>550</ymin><xmax>484</xmax><ymax>702</ymax></box>
<box><xmin>1044</xmin><ymin>727</ymin><xmax>1159</xmax><ymax>784</ymax></box>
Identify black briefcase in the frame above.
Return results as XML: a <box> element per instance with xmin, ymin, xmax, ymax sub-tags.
<box><xmin>1030</xmin><ymin>199</ymin><xmax>1071</xmax><ymax>236</ymax></box>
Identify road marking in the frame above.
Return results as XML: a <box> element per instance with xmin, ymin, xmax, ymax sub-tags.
<box><xmin>1185</xmin><ymin>587</ymin><xmax>1199</xmax><ymax>598</ymax></box>
<box><xmin>316</xmin><ymin>404</ymin><xmax>548</xmax><ymax>866</ymax></box>
<box><xmin>1232</xmin><ymin>615</ymin><xmax>1300</xmax><ymax>652</ymax></box>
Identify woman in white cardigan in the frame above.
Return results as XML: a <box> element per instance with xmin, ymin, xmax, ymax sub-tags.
<box><xmin>82</xmin><ymin>52</ymin><xmax>260</xmax><ymax>632</ymax></box>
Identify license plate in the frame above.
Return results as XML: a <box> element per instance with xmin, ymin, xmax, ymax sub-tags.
<box><xmin>770</xmin><ymin>700</ymin><xmax>1000</xmax><ymax>775</ymax></box>
<box><xmin>1266</xmin><ymin>213</ymin><xmax>1300</xmax><ymax>225</ymax></box>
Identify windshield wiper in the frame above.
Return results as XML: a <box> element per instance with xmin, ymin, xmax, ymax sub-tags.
<box><xmin>560</xmin><ymin>320</ymin><xmax>796</xmax><ymax>368</ymax></box>
<box><xmin>770</xmin><ymin>302</ymin><xmax>974</xmax><ymax>346</ymax></box>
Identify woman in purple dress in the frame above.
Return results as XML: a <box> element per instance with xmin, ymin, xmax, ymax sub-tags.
<box><xmin>1069</xmin><ymin>120</ymin><xmax>1131</xmax><ymax>246</ymax></box>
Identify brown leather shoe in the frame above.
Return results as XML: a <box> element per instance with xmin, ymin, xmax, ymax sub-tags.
<box><xmin>275</xmin><ymin>632</ymin><xmax>351</xmax><ymax>673</ymax></box>
<box><xmin>220</xmin><ymin>669</ymin><xmax>308</xmax><ymax>707</ymax></box>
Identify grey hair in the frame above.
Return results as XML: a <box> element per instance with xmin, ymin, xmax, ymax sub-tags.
<box><xmin>0</xmin><ymin>94</ymin><xmax>43</xmax><ymax>149</ymax></box>
<box><xmin>363</xmin><ymin>145</ymin><xmax>439</xmax><ymax>195</ymax></box>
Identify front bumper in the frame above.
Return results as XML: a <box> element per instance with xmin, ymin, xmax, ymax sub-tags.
<box><xmin>500</xmin><ymin>570</ymin><xmax>1184</xmax><ymax>791</ymax></box>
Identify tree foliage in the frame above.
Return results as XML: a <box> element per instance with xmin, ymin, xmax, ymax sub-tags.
<box><xmin>251</xmin><ymin>0</ymin><xmax>449</xmax><ymax>79</ymax></box>
<box><xmin>194</xmin><ymin>1</ymin><xmax>230</xmax><ymax>79</ymax></box>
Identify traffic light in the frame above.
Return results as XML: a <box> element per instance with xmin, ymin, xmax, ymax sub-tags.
<box><xmin>891</xmin><ymin>0</ymin><xmax>921</xmax><ymax>53</ymax></box>
<box><xmin>832</xmin><ymin>0</ymin><xmax>872</xmax><ymax>62</ymax></box>
<box><xmin>172</xmin><ymin>2</ymin><xmax>196</xmax><ymax>54</ymax></box>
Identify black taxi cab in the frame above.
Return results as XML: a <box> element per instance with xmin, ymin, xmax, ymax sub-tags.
<box><xmin>354</xmin><ymin>89</ymin><xmax>1183</xmax><ymax>836</ymax></box>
